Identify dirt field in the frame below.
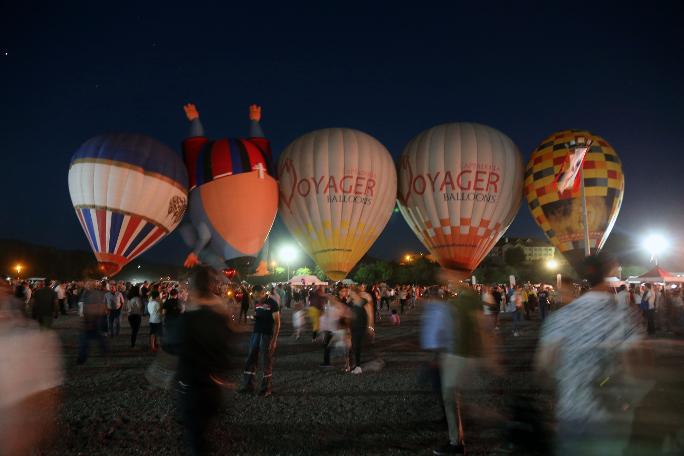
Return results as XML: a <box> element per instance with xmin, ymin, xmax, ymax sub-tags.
<box><xmin>43</xmin><ymin>303</ymin><xmax>682</xmax><ymax>455</ymax></box>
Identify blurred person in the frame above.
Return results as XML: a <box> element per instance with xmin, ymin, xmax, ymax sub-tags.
<box><xmin>176</xmin><ymin>265</ymin><xmax>235</xmax><ymax>456</ymax></box>
<box><xmin>399</xmin><ymin>285</ymin><xmax>408</xmax><ymax>315</ymax></box>
<box><xmin>642</xmin><ymin>283</ymin><xmax>656</xmax><ymax>335</ymax></box>
<box><xmin>319</xmin><ymin>292</ymin><xmax>338</xmax><ymax>367</ymax></box>
<box><xmin>77</xmin><ymin>280</ymin><xmax>109</xmax><ymax>365</ymax></box>
<box><xmin>537</xmin><ymin>286</ymin><xmax>551</xmax><ymax>321</ymax></box>
<box><xmin>162</xmin><ymin>288</ymin><xmax>183</xmax><ymax>354</ymax></box>
<box><xmin>308</xmin><ymin>286</ymin><xmax>325</xmax><ymax>341</ymax></box>
<box><xmin>490</xmin><ymin>285</ymin><xmax>502</xmax><ymax>328</ymax></box>
<box><xmin>32</xmin><ymin>279</ymin><xmax>57</xmax><ymax>330</ymax></box>
<box><xmin>269</xmin><ymin>286</ymin><xmax>281</xmax><ymax>306</ymax></box>
<box><xmin>390</xmin><ymin>309</ymin><xmax>401</xmax><ymax>326</ymax></box>
<box><xmin>347</xmin><ymin>285</ymin><xmax>374</xmax><ymax>374</ymax></box>
<box><xmin>536</xmin><ymin>254</ymin><xmax>646</xmax><ymax>455</ymax></box>
<box><xmin>54</xmin><ymin>281</ymin><xmax>67</xmax><ymax>316</ymax></box>
<box><xmin>148</xmin><ymin>290</ymin><xmax>162</xmax><ymax>352</ymax></box>
<box><xmin>424</xmin><ymin>271</ymin><xmax>497</xmax><ymax>456</ymax></box>
<box><xmin>125</xmin><ymin>285</ymin><xmax>143</xmax><ymax>348</ymax></box>
<box><xmin>0</xmin><ymin>281</ymin><xmax>63</xmax><ymax>456</ymax></box>
<box><xmin>511</xmin><ymin>286</ymin><xmax>524</xmax><ymax>337</ymax></box>
<box><xmin>293</xmin><ymin>304</ymin><xmax>305</xmax><ymax>340</ymax></box>
<box><xmin>239</xmin><ymin>286</ymin><xmax>250</xmax><ymax>323</ymax></box>
<box><xmin>105</xmin><ymin>281</ymin><xmax>124</xmax><ymax>337</ymax></box>
<box><xmin>238</xmin><ymin>284</ymin><xmax>281</xmax><ymax>396</ymax></box>
<box><xmin>616</xmin><ymin>284</ymin><xmax>630</xmax><ymax>311</ymax></box>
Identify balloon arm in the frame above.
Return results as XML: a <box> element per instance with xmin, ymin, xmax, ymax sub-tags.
<box><xmin>249</xmin><ymin>120</ymin><xmax>264</xmax><ymax>138</ymax></box>
<box><xmin>193</xmin><ymin>222</ymin><xmax>212</xmax><ymax>255</ymax></box>
<box><xmin>189</xmin><ymin>118</ymin><xmax>205</xmax><ymax>137</ymax></box>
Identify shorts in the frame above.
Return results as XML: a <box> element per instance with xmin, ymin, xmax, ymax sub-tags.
<box><xmin>149</xmin><ymin>322</ymin><xmax>162</xmax><ymax>335</ymax></box>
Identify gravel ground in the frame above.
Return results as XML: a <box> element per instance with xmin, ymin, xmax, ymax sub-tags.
<box><xmin>45</xmin><ymin>305</ymin><xmax>558</xmax><ymax>455</ymax></box>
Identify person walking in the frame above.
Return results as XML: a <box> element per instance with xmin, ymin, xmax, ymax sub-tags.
<box><xmin>425</xmin><ymin>271</ymin><xmax>496</xmax><ymax>456</ymax></box>
<box><xmin>176</xmin><ymin>265</ymin><xmax>235</xmax><ymax>456</ymax></box>
<box><xmin>347</xmin><ymin>285</ymin><xmax>374</xmax><ymax>374</ymax></box>
<box><xmin>239</xmin><ymin>286</ymin><xmax>250</xmax><ymax>323</ymax></box>
<box><xmin>238</xmin><ymin>284</ymin><xmax>281</xmax><ymax>396</ymax></box>
<box><xmin>643</xmin><ymin>283</ymin><xmax>656</xmax><ymax>335</ymax></box>
<box><xmin>148</xmin><ymin>291</ymin><xmax>162</xmax><ymax>352</ymax></box>
<box><xmin>125</xmin><ymin>285</ymin><xmax>143</xmax><ymax>348</ymax></box>
<box><xmin>537</xmin><ymin>286</ymin><xmax>551</xmax><ymax>321</ymax></box>
<box><xmin>162</xmin><ymin>288</ymin><xmax>183</xmax><ymax>354</ymax></box>
<box><xmin>54</xmin><ymin>281</ymin><xmax>67</xmax><ymax>316</ymax></box>
<box><xmin>536</xmin><ymin>254</ymin><xmax>645</xmax><ymax>455</ymax></box>
<box><xmin>105</xmin><ymin>281</ymin><xmax>124</xmax><ymax>337</ymax></box>
<box><xmin>77</xmin><ymin>281</ymin><xmax>109</xmax><ymax>365</ymax></box>
<box><xmin>32</xmin><ymin>279</ymin><xmax>57</xmax><ymax>330</ymax></box>
<box><xmin>512</xmin><ymin>286</ymin><xmax>524</xmax><ymax>337</ymax></box>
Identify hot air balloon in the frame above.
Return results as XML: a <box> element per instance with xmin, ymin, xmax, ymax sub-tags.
<box><xmin>180</xmin><ymin>104</ymin><xmax>278</xmax><ymax>270</ymax></box>
<box><xmin>277</xmin><ymin>128</ymin><xmax>397</xmax><ymax>281</ymax></box>
<box><xmin>397</xmin><ymin>123</ymin><xmax>523</xmax><ymax>272</ymax></box>
<box><xmin>524</xmin><ymin>129</ymin><xmax>624</xmax><ymax>271</ymax></box>
<box><xmin>68</xmin><ymin>134</ymin><xmax>188</xmax><ymax>276</ymax></box>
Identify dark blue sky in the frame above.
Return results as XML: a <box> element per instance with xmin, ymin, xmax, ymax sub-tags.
<box><xmin>2</xmin><ymin>2</ymin><xmax>683</xmax><ymax>268</ymax></box>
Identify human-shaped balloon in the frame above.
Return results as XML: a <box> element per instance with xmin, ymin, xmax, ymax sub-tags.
<box><xmin>180</xmin><ymin>103</ymin><xmax>278</xmax><ymax>272</ymax></box>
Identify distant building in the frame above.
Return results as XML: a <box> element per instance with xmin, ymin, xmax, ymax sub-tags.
<box><xmin>489</xmin><ymin>237</ymin><xmax>555</xmax><ymax>263</ymax></box>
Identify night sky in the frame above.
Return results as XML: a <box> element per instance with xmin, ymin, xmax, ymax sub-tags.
<box><xmin>2</xmin><ymin>2</ymin><xmax>683</xmax><ymax>268</ymax></box>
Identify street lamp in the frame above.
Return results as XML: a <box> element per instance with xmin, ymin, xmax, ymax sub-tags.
<box><xmin>15</xmin><ymin>264</ymin><xmax>23</xmax><ymax>279</ymax></box>
<box><xmin>404</xmin><ymin>254</ymin><xmax>412</xmax><ymax>263</ymax></box>
<box><xmin>545</xmin><ymin>259</ymin><xmax>559</xmax><ymax>270</ymax></box>
<box><xmin>278</xmin><ymin>245</ymin><xmax>298</xmax><ymax>280</ymax></box>
<box><xmin>642</xmin><ymin>233</ymin><xmax>669</xmax><ymax>266</ymax></box>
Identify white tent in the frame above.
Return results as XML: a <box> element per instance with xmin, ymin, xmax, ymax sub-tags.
<box><xmin>288</xmin><ymin>274</ymin><xmax>328</xmax><ymax>286</ymax></box>
<box><xmin>341</xmin><ymin>278</ymin><xmax>357</xmax><ymax>285</ymax></box>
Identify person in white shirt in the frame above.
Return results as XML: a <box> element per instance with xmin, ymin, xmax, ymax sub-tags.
<box><xmin>147</xmin><ymin>291</ymin><xmax>162</xmax><ymax>352</ymax></box>
<box><xmin>615</xmin><ymin>285</ymin><xmax>630</xmax><ymax>311</ymax></box>
<box><xmin>643</xmin><ymin>283</ymin><xmax>656</xmax><ymax>334</ymax></box>
<box><xmin>54</xmin><ymin>281</ymin><xmax>67</xmax><ymax>316</ymax></box>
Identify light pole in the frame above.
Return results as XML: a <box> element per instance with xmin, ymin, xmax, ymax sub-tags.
<box><xmin>546</xmin><ymin>259</ymin><xmax>561</xmax><ymax>305</ymax></box>
<box><xmin>278</xmin><ymin>245</ymin><xmax>298</xmax><ymax>281</ymax></box>
<box><xmin>15</xmin><ymin>264</ymin><xmax>23</xmax><ymax>279</ymax></box>
<box><xmin>643</xmin><ymin>233</ymin><xmax>669</xmax><ymax>266</ymax></box>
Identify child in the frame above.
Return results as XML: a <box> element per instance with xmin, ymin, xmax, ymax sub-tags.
<box><xmin>390</xmin><ymin>309</ymin><xmax>401</xmax><ymax>326</ymax></box>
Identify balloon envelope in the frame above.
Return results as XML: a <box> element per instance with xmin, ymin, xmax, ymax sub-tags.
<box><xmin>68</xmin><ymin>133</ymin><xmax>188</xmax><ymax>276</ymax></box>
<box><xmin>278</xmin><ymin>128</ymin><xmax>397</xmax><ymax>280</ymax></box>
<box><xmin>397</xmin><ymin>123</ymin><xmax>523</xmax><ymax>272</ymax></box>
<box><xmin>182</xmin><ymin>135</ymin><xmax>278</xmax><ymax>265</ymax></box>
<box><xmin>524</xmin><ymin>129</ymin><xmax>624</xmax><ymax>271</ymax></box>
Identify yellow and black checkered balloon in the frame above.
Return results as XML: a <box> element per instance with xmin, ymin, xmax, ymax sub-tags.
<box><xmin>523</xmin><ymin>129</ymin><xmax>624</xmax><ymax>272</ymax></box>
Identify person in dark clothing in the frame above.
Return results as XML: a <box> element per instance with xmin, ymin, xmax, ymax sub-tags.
<box><xmin>347</xmin><ymin>286</ymin><xmax>374</xmax><ymax>374</ymax></box>
<box><xmin>77</xmin><ymin>281</ymin><xmax>109</xmax><ymax>364</ymax></box>
<box><xmin>490</xmin><ymin>285</ymin><xmax>502</xmax><ymax>329</ymax></box>
<box><xmin>32</xmin><ymin>280</ymin><xmax>57</xmax><ymax>330</ymax></box>
<box><xmin>177</xmin><ymin>266</ymin><xmax>234</xmax><ymax>456</ymax></box>
<box><xmin>239</xmin><ymin>286</ymin><xmax>250</xmax><ymax>323</ymax></box>
<box><xmin>125</xmin><ymin>285</ymin><xmax>143</xmax><ymax>348</ymax></box>
<box><xmin>162</xmin><ymin>288</ymin><xmax>183</xmax><ymax>354</ymax></box>
<box><xmin>537</xmin><ymin>287</ymin><xmax>551</xmax><ymax>321</ymax></box>
<box><xmin>238</xmin><ymin>284</ymin><xmax>281</xmax><ymax>396</ymax></box>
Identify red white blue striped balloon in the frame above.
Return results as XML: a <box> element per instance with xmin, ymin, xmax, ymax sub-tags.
<box><xmin>68</xmin><ymin>134</ymin><xmax>188</xmax><ymax>276</ymax></box>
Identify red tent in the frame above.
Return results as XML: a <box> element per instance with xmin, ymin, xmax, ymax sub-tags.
<box><xmin>636</xmin><ymin>266</ymin><xmax>684</xmax><ymax>283</ymax></box>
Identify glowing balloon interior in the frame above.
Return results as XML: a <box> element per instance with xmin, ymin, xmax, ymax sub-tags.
<box><xmin>278</xmin><ymin>128</ymin><xmax>397</xmax><ymax>280</ymax></box>
<box><xmin>397</xmin><ymin>123</ymin><xmax>523</xmax><ymax>272</ymax></box>
<box><xmin>524</xmin><ymin>129</ymin><xmax>624</xmax><ymax>272</ymax></box>
<box><xmin>68</xmin><ymin>134</ymin><xmax>188</xmax><ymax>276</ymax></box>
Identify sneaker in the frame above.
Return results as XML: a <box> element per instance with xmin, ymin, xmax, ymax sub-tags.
<box><xmin>433</xmin><ymin>442</ymin><xmax>465</xmax><ymax>455</ymax></box>
<box><xmin>351</xmin><ymin>366</ymin><xmax>362</xmax><ymax>375</ymax></box>
<box><xmin>513</xmin><ymin>331</ymin><xmax>519</xmax><ymax>337</ymax></box>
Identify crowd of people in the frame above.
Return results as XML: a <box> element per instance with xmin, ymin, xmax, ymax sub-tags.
<box><xmin>2</xmin><ymin>260</ymin><xmax>683</xmax><ymax>455</ymax></box>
